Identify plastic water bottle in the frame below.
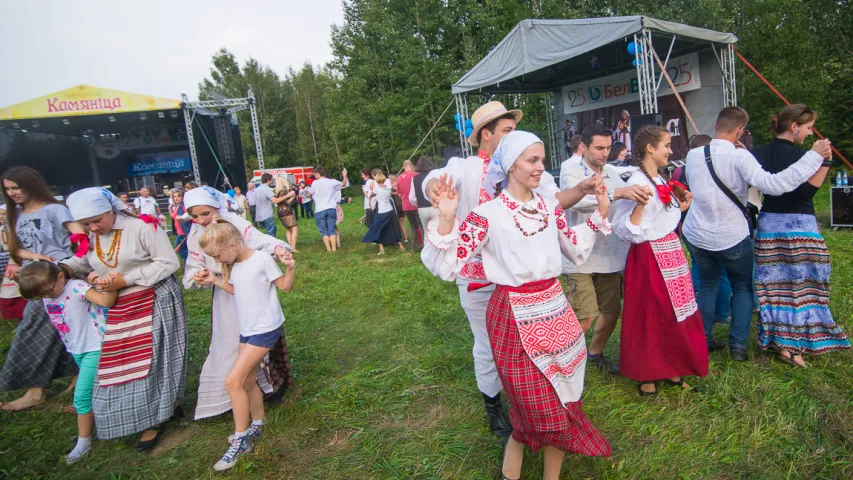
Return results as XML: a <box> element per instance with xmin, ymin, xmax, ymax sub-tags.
<box><xmin>844</xmin><ymin>171</ymin><xmax>849</xmax><ymax>186</ymax></box>
<box><xmin>837</xmin><ymin>171</ymin><xmax>843</xmax><ymax>186</ymax></box>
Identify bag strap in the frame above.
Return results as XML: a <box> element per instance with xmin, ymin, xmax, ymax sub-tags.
<box><xmin>704</xmin><ymin>145</ymin><xmax>753</xmax><ymax>234</ymax></box>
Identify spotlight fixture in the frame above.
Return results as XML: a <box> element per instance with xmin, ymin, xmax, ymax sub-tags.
<box><xmin>62</xmin><ymin>119</ymin><xmax>70</xmax><ymax>125</ymax></box>
<box><xmin>139</xmin><ymin>113</ymin><xmax>147</xmax><ymax>121</ymax></box>
<box><xmin>20</xmin><ymin>129</ymin><xmax>27</xmax><ymax>133</ymax></box>
<box><xmin>158</xmin><ymin>112</ymin><xmax>165</xmax><ymax>119</ymax></box>
<box><xmin>32</xmin><ymin>120</ymin><xmax>40</xmax><ymax>128</ymax></box>
<box><xmin>170</xmin><ymin>111</ymin><xmax>179</xmax><ymax>119</ymax></box>
<box><xmin>11</xmin><ymin>123</ymin><xmax>18</xmax><ymax>129</ymax></box>
<box><xmin>108</xmin><ymin>116</ymin><xmax>116</xmax><ymax>123</ymax></box>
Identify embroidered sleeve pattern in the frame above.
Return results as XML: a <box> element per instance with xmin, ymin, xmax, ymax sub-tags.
<box><xmin>421</xmin><ymin>210</ymin><xmax>490</xmax><ymax>282</ymax></box>
<box><xmin>456</xmin><ymin>211</ymin><xmax>489</xmax><ymax>263</ymax></box>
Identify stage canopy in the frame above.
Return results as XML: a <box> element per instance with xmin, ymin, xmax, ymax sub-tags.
<box><xmin>452</xmin><ymin>16</ymin><xmax>738</xmax><ymax>94</ymax></box>
<box><xmin>0</xmin><ymin>85</ymin><xmax>183</xmax><ymax>136</ymax></box>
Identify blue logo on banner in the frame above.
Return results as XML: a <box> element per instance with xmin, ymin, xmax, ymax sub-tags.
<box><xmin>126</xmin><ymin>152</ymin><xmax>191</xmax><ymax>177</ymax></box>
<box><xmin>589</xmin><ymin>85</ymin><xmax>603</xmax><ymax>103</ymax></box>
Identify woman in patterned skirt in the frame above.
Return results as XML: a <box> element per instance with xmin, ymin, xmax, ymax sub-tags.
<box><xmin>751</xmin><ymin>105</ymin><xmax>850</xmax><ymax>366</ymax></box>
<box><xmin>0</xmin><ymin>166</ymin><xmax>82</xmax><ymax>411</ymax></box>
<box><xmin>612</xmin><ymin>126</ymin><xmax>708</xmax><ymax>396</ymax></box>
<box><xmin>423</xmin><ymin>131</ymin><xmax>611</xmax><ymax>480</ymax></box>
<box><xmin>182</xmin><ymin>186</ymin><xmax>293</xmax><ymax>420</ymax></box>
<box><xmin>62</xmin><ymin>187</ymin><xmax>187</xmax><ymax>451</ymax></box>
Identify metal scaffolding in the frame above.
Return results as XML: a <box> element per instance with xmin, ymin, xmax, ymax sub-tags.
<box><xmin>181</xmin><ymin>86</ymin><xmax>266</xmax><ymax>184</ymax></box>
<box><xmin>719</xmin><ymin>44</ymin><xmax>738</xmax><ymax>107</ymax></box>
<box><xmin>544</xmin><ymin>91</ymin><xmax>559</xmax><ymax>170</ymax></box>
<box><xmin>454</xmin><ymin>94</ymin><xmax>473</xmax><ymax>158</ymax></box>
<box><xmin>634</xmin><ymin>29</ymin><xmax>659</xmax><ymax>115</ymax></box>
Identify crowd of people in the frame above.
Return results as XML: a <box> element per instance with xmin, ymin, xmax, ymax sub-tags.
<box><xmin>420</xmin><ymin>101</ymin><xmax>849</xmax><ymax>479</ymax></box>
<box><xmin>0</xmin><ymin>98</ymin><xmax>848</xmax><ymax>477</ymax></box>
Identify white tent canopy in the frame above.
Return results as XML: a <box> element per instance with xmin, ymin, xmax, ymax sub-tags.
<box><xmin>452</xmin><ymin>16</ymin><xmax>738</xmax><ymax>94</ymax></box>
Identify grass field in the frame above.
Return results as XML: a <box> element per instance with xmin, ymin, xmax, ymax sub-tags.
<box><xmin>1</xmin><ymin>186</ymin><xmax>852</xmax><ymax>479</ymax></box>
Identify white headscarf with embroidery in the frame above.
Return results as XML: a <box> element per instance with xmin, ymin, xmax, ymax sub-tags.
<box><xmin>482</xmin><ymin>130</ymin><xmax>543</xmax><ymax>196</ymax></box>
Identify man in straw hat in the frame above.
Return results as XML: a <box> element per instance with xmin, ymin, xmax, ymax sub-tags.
<box><xmin>421</xmin><ymin>101</ymin><xmax>600</xmax><ymax>440</ymax></box>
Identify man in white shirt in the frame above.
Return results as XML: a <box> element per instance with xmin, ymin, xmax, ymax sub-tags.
<box><xmin>246</xmin><ymin>182</ymin><xmax>257</xmax><ymax>224</ymax></box>
<box><xmin>561</xmin><ymin>125</ymin><xmax>652</xmax><ymax>374</ymax></box>
<box><xmin>682</xmin><ymin>106</ymin><xmax>832</xmax><ymax>361</ymax></box>
<box><xmin>419</xmin><ymin>101</ymin><xmax>599</xmax><ymax>440</ymax></box>
<box><xmin>133</xmin><ymin>187</ymin><xmax>160</xmax><ymax>217</ymax></box>
<box><xmin>309</xmin><ymin>167</ymin><xmax>349</xmax><ymax>253</ymax></box>
<box><xmin>360</xmin><ymin>169</ymin><xmax>376</xmax><ymax>227</ymax></box>
<box><xmin>254</xmin><ymin>173</ymin><xmax>290</xmax><ymax>237</ymax></box>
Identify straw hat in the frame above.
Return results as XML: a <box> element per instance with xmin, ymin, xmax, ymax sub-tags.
<box><xmin>468</xmin><ymin>101</ymin><xmax>523</xmax><ymax>146</ymax></box>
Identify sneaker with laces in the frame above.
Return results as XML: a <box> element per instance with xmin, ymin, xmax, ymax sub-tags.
<box><xmin>213</xmin><ymin>435</ymin><xmax>253</xmax><ymax>472</ymax></box>
<box><xmin>228</xmin><ymin>423</ymin><xmax>263</xmax><ymax>443</ymax></box>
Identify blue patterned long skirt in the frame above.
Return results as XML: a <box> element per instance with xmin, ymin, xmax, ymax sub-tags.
<box><xmin>755</xmin><ymin>213</ymin><xmax>850</xmax><ymax>354</ymax></box>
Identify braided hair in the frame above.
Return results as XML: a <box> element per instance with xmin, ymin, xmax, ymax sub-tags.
<box><xmin>632</xmin><ymin>125</ymin><xmax>688</xmax><ymax>210</ymax></box>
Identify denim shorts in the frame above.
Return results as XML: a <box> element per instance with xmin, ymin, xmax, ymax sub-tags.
<box><xmin>314</xmin><ymin>208</ymin><xmax>337</xmax><ymax>237</ymax></box>
<box><xmin>239</xmin><ymin>327</ymin><xmax>282</xmax><ymax>349</ymax></box>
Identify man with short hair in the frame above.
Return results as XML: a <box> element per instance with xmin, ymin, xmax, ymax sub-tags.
<box><xmin>133</xmin><ymin>186</ymin><xmax>160</xmax><ymax>216</ymax></box>
<box><xmin>421</xmin><ymin>101</ymin><xmax>601</xmax><ymax>440</ymax></box>
<box><xmin>561</xmin><ymin>125</ymin><xmax>653</xmax><ymax>374</ymax></box>
<box><xmin>396</xmin><ymin>160</ymin><xmax>421</xmax><ymax>248</ymax></box>
<box><xmin>245</xmin><ymin>181</ymin><xmax>257</xmax><ymax>224</ymax></box>
<box><xmin>309</xmin><ymin>167</ymin><xmax>349</xmax><ymax>252</ymax></box>
<box><xmin>683</xmin><ymin>106</ymin><xmax>832</xmax><ymax>361</ymax></box>
<box><xmin>255</xmin><ymin>173</ymin><xmax>289</xmax><ymax>237</ymax></box>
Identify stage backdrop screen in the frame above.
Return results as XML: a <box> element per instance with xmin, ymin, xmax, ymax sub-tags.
<box><xmin>127</xmin><ymin>150</ymin><xmax>191</xmax><ymax>177</ymax></box>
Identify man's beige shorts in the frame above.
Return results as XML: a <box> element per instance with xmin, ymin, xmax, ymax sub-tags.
<box><xmin>564</xmin><ymin>272</ymin><xmax>623</xmax><ymax>319</ymax></box>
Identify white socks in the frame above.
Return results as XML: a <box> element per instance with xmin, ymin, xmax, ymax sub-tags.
<box><xmin>66</xmin><ymin>436</ymin><xmax>93</xmax><ymax>464</ymax></box>
<box><xmin>251</xmin><ymin>419</ymin><xmax>264</xmax><ymax>428</ymax></box>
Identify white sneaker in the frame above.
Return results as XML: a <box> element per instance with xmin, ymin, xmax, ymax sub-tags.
<box><xmin>213</xmin><ymin>435</ymin><xmax>253</xmax><ymax>472</ymax></box>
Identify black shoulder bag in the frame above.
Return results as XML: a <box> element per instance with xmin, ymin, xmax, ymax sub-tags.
<box><xmin>703</xmin><ymin>145</ymin><xmax>757</xmax><ymax>238</ymax></box>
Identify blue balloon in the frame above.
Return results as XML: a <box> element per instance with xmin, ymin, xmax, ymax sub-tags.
<box><xmin>465</xmin><ymin>118</ymin><xmax>473</xmax><ymax>128</ymax></box>
<box><xmin>465</xmin><ymin>126</ymin><xmax>474</xmax><ymax>137</ymax></box>
<box><xmin>226</xmin><ymin>189</ymin><xmax>236</xmax><ymax>198</ymax></box>
<box><xmin>627</xmin><ymin>42</ymin><xmax>642</xmax><ymax>56</ymax></box>
<box><xmin>453</xmin><ymin>113</ymin><xmax>460</xmax><ymax>122</ymax></box>
<box><xmin>632</xmin><ymin>58</ymin><xmax>642</xmax><ymax>67</ymax></box>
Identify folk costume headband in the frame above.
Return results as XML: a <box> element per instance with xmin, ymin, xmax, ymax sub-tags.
<box><xmin>66</xmin><ymin>187</ymin><xmax>128</xmax><ymax>221</ymax></box>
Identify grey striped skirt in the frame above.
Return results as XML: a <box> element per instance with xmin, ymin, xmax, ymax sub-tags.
<box><xmin>93</xmin><ymin>275</ymin><xmax>188</xmax><ymax>440</ymax></box>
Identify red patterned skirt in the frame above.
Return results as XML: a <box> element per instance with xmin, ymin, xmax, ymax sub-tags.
<box><xmin>620</xmin><ymin>241</ymin><xmax>708</xmax><ymax>382</ymax></box>
<box><xmin>487</xmin><ymin>278</ymin><xmax>611</xmax><ymax>456</ymax></box>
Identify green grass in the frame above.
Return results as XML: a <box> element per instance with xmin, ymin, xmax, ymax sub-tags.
<box><xmin>1</xmin><ymin>187</ymin><xmax>852</xmax><ymax>479</ymax></box>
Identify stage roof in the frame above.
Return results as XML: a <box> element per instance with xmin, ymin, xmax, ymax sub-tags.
<box><xmin>452</xmin><ymin>16</ymin><xmax>738</xmax><ymax>94</ymax></box>
<box><xmin>0</xmin><ymin>85</ymin><xmax>181</xmax><ymax>122</ymax></box>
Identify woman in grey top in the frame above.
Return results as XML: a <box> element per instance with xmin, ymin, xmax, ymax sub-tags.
<box><xmin>0</xmin><ymin>166</ymin><xmax>84</xmax><ymax>411</ymax></box>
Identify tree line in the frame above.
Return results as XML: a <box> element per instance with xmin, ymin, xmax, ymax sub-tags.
<box><xmin>197</xmin><ymin>0</ymin><xmax>852</xmax><ymax>181</ymax></box>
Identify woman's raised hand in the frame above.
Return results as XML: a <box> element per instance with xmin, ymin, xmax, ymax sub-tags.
<box><xmin>435</xmin><ymin>174</ymin><xmax>458</xmax><ymax>219</ymax></box>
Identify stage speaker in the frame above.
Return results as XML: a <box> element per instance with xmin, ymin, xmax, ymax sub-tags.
<box><xmin>630</xmin><ymin>114</ymin><xmax>663</xmax><ymax>146</ymax></box>
<box><xmin>213</xmin><ymin>115</ymin><xmax>236</xmax><ymax>165</ymax></box>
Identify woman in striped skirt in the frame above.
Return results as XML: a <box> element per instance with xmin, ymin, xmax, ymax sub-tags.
<box><xmin>751</xmin><ymin>105</ymin><xmax>850</xmax><ymax>366</ymax></box>
<box><xmin>62</xmin><ymin>188</ymin><xmax>187</xmax><ymax>451</ymax></box>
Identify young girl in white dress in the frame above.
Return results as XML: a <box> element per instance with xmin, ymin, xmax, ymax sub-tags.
<box><xmin>197</xmin><ymin>221</ymin><xmax>296</xmax><ymax>472</ymax></box>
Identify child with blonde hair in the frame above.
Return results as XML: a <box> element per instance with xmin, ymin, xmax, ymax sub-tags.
<box><xmin>18</xmin><ymin>261</ymin><xmax>116</xmax><ymax>464</ymax></box>
<box><xmin>197</xmin><ymin>221</ymin><xmax>295</xmax><ymax>472</ymax></box>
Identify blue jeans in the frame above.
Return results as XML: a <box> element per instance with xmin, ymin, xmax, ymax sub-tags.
<box><xmin>685</xmin><ymin>236</ymin><xmax>755</xmax><ymax>351</ymax></box>
<box><xmin>691</xmin><ymin>261</ymin><xmax>732</xmax><ymax>322</ymax></box>
<box><xmin>314</xmin><ymin>208</ymin><xmax>337</xmax><ymax>237</ymax></box>
<box><xmin>260</xmin><ymin>217</ymin><xmax>277</xmax><ymax>237</ymax></box>
<box><xmin>173</xmin><ymin>234</ymin><xmax>188</xmax><ymax>262</ymax></box>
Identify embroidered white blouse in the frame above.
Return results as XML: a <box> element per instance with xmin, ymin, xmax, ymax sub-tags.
<box><xmin>612</xmin><ymin>172</ymin><xmax>682</xmax><ymax>244</ymax></box>
<box><xmin>422</xmin><ymin>191</ymin><xmax>611</xmax><ymax>287</ymax></box>
<box><xmin>62</xmin><ymin>213</ymin><xmax>179</xmax><ymax>287</ymax></box>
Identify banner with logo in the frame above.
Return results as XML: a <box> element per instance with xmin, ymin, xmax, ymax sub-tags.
<box><xmin>0</xmin><ymin>85</ymin><xmax>181</xmax><ymax>121</ymax></box>
<box><xmin>126</xmin><ymin>151</ymin><xmax>191</xmax><ymax>177</ymax></box>
<box><xmin>562</xmin><ymin>52</ymin><xmax>701</xmax><ymax>115</ymax></box>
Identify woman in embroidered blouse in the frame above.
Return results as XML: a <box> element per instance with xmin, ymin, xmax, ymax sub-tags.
<box><xmin>612</xmin><ymin>126</ymin><xmax>708</xmax><ymax>396</ymax></box>
<box><xmin>182</xmin><ymin>187</ymin><xmax>294</xmax><ymax>420</ymax></box>
<box><xmin>61</xmin><ymin>187</ymin><xmax>187</xmax><ymax>451</ymax></box>
<box><xmin>423</xmin><ymin>131</ymin><xmax>611</xmax><ymax>480</ymax></box>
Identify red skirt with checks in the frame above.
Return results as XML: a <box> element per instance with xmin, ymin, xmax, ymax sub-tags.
<box><xmin>487</xmin><ymin>279</ymin><xmax>611</xmax><ymax>456</ymax></box>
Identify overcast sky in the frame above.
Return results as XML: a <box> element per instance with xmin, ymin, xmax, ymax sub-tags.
<box><xmin>0</xmin><ymin>0</ymin><xmax>344</xmax><ymax>106</ymax></box>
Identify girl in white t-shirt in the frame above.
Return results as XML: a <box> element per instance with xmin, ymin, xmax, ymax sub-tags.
<box><xmin>18</xmin><ymin>261</ymin><xmax>116</xmax><ymax>465</ymax></box>
<box><xmin>196</xmin><ymin>221</ymin><xmax>295</xmax><ymax>472</ymax></box>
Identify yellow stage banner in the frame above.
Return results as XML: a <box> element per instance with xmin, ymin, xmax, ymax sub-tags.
<box><xmin>0</xmin><ymin>85</ymin><xmax>181</xmax><ymax>121</ymax></box>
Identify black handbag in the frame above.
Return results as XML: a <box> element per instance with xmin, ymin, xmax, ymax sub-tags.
<box><xmin>703</xmin><ymin>145</ymin><xmax>757</xmax><ymax>238</ymax></box>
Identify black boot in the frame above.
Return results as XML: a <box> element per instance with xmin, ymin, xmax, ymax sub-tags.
<box><xmin>483</xmin><ymin>393</ymin><xmax>513</xmax><ymax>440</ymax></box>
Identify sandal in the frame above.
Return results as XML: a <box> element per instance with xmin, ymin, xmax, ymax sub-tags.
<box><xmin>638</xmin><ymin>382</ymin><xmax>657</xmax><ymax>397</ymax></box>
<box><xmin>776</xmin><ymin>350</ymin><xmax>806</xmax><ymax>368</ymax></box>
<box><xmin>135</xmin><ymin>424</ymin><xmax>166</xmax><ymax>452</ymax></box>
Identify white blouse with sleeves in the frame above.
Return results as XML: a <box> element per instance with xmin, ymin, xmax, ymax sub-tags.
<box><xmin>422</xmin><ymin>191</ymin><xmax>612</xmax><ymax>287</ymax></box>
<box><xmin>182</xmin><ymin>212</ymin><xmax>289</xmax><ymax>290</ymax></box>
<box><xmin>372</xmin><ymin>185</ymin><xmax>394</xmax><ymax>214</ymax></box>
<box><xmin>62</xmin><ymin>213</ymin><xmax>179</xmax><ymax>287</ymax></box>
<box><xmin>612</xmin><ymin>172</ymin><xmax>682</xmax><ymax>244</ymax></box>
